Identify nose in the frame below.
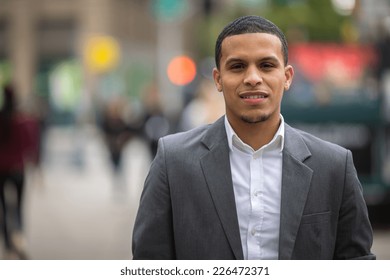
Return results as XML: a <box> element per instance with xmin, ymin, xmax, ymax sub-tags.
<box><xmin>243</xmin><ymin>66</ymin><xmax>262</xmax><ymax>87</ymax></box>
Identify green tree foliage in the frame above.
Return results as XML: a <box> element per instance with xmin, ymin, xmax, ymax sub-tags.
<box><xmin>264</xmin><ymin>0</ymin><xmax>352</xmax><ymax>42</ymax></box>
<box><xmin>195</xmin><ymin>0</ymin><xmax>354</xmax><ymax>59</ymax></box>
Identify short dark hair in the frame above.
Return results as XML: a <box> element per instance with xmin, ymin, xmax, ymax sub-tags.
<box><xmin>215</xmin><ymin>15</ymin><xmax>288</xmax><ymax>69</ymax></box>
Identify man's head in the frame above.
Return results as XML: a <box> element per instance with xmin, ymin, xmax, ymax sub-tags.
<box><xmin>215</xmin><ymin>15</ymin><xmax>288</xmax><ymax>69</ymax></box>
<box><xmin>212</xmin><ymin>15</ymin><xmax>294</xmax><ymax>133</ymax></box>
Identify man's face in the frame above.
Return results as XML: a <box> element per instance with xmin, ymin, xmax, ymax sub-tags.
<box><xmin>213</xmin><ymin>32</ymin><xmax>293</xmax><ymax>129</ymax></box>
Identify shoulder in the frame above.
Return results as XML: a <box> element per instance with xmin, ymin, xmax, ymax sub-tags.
<box><xmin>157</xmin><ymin>124</ymin><xmax>213</xmax><ymax>161</ymax></box>
<box><xmin>152</xmin><ymin>123</ymin><xmax>216</xmax><ymax>167</ymax></box>
<box><xmin>162</xmin><ymin>124</ymin><xmax>211</xmax><ymax>147</ymax></box>
<box><xmin>295</xmin><ymin>126</ymin><xmax>345</xmax><ymax>150</ymax></box>
<box><xmin>286</xmin><ymin>124</ymin><xmax>349</xmax><ymax>162</ymax></box>
<box><xmin>161</xmin><ymin>116</ymin><xmax>226</xmax><ymax>152</ymax></box>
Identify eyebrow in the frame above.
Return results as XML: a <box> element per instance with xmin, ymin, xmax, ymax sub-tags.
<box><xmin>225</xmin><ymin>58</ymin><xmax>244</xmax><ymax>65</ymax></box>
<box><xmin>225</xmin><ymin>56</ymin><xmax>281</xmax><ymax>66</ymax></box>
<box><xmin>261</xmin><ymin>56</ymin><xmax>280</xmax><ymax>64</ymax></box>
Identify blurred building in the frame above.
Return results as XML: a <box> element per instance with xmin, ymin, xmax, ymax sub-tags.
<box><xmin>2</xmin><ymin>0</ymin><xmax>388</xmax><ymax>112</ymax></box>
<box><xmin>0</xmin><ymin>0</ymin><xmax>152</xmax><ymax>105</ymax></box>
<box><xmin>0</xmin><ymin>0</ymin><xmax>216</xmax><ymax>119</ymax></box>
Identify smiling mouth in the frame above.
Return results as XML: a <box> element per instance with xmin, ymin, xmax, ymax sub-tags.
<box><xmin>241</xmin><ymin>95</ymin><xmax>266</xmax><ymax>99</ymax></box>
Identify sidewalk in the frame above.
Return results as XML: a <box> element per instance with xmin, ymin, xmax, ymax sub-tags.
<box><xmin>1</xmin><ymin>125</ymin><xmax>151</xmax><ymax>259</ymax></box>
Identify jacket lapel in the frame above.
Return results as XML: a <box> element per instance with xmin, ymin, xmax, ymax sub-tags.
<box><xmin>200</xmin><ymin>117</ymin><xmax>244</xmax><ymax>260</ymax></box>
<box><xmin>278</xmin><ymin>124</ymin><xmax>313</xmax><ymax>259</ymax></box>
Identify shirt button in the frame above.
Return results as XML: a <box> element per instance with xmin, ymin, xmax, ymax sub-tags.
<box><xmin>251</xmin><ymin>228</ymin><xmax>256</xmax><ymax>236</ymax></box>
<box><xmin>254</xmin><ymin>190</ymin><xmax>261</xmax><ymax>197</ymax></box>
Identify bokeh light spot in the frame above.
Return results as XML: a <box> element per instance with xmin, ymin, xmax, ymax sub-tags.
<box><xmin>85</xmin><ymin>35</ymin><xmax>120</xmax><ymax>73</ymax></box>
<box><xmin>167</xmin><ymin>55</ymin><xmax>196</xmax><ymax>86</ymax></box>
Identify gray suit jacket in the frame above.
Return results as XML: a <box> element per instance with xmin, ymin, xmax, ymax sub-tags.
<box><xmin>132</xmin><ymin>116</ymin><xmax>375</xmax><ymax>260</ymax></box>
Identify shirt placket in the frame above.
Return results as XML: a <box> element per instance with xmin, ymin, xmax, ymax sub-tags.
<box><xmin>247</xmin><ymin>150</ymin><xmax>264</xmax><ymax>260</ymax></box>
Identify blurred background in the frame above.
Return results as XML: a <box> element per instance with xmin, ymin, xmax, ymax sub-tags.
<box><xmin>0</xmin><ymin>0</ymin><xmax>389</xmax><ymax>260</ymax></box>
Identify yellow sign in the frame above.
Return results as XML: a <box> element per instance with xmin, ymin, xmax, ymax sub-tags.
<box><xmin>84</xmin><ymin>35</ymin><xmax>120</xmax><ymax>73</ymax></box>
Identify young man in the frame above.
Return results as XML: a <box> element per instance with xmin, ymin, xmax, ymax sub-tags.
<box><xmin>132</xmin><ymin>15</ymin><xmax>375</xmax><ymax>260</ymax></box>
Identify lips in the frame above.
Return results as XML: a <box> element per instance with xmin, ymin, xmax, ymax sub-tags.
<box><xmin>239</xmin><ymin>91</ymin><xmax>269</xmax><ymax>99</ymax></box>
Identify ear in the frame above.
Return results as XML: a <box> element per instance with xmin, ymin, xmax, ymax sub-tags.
<box><xmin>212</xmin><ymin>67</ymin><xmax>223</xmax><ymax>92</ymax></box>
<box><xmin>284</xmin><ymin>64</ymin><xmax>294</xmax><ymax>91</ymax></box>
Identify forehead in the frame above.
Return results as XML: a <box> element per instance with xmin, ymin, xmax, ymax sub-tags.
<box><xmin>220</xmin><ymin>33</ymin><xmax>283</xmax><ymax>62</ymax></box>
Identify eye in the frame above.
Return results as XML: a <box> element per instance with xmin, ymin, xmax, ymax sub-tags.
<box><xmin>261</xmin><ymin>62</ymin><xmax>275</xmax><ymax>70</ymax></box>
<box><xmin>230</xmin><ymin>63</ymin><xmax>245</xmax><ymax>71</ymax></box>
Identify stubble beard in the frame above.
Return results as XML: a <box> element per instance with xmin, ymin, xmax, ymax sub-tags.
<box><xmin>240</xmin><ymin>113</ymin><xmax>270</xmax><ymax>124</ymax></box>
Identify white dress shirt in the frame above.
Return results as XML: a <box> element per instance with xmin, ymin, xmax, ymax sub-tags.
<box><xmin>224</xmin><ymin>116</ymin><xmax>284</xmax><ymax>260</ymax></box>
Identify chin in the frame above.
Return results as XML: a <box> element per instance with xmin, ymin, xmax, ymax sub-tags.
<box><xmin>241</xmin><ymin>114</ymin><xmax>270</xmax><ymax>124</ymax></box>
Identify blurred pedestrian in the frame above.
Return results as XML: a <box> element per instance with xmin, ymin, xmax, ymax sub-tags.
<box><xmin>375</xmin><ymin>16</ymin><xmax>390</xmax><ymax>82</ymax></box>
<box><xmin>375</xmin><ymin>16</ymin><xmax>390</xmax><ymax>122</ymax></box>
<box><xmin>132</xmin><ymin>15</ymin><xmax>375</xmax><ymax>260</ymax></box>
<box><xmin>140</xmin><ymin>83</ymin><xmax>171</xmax><ymax>158</ymax></box>
<box><xmin>179</xmin><ymin>78</ymin><xmax>225</xmax><ymax>131</ymax></box>
<box><xmin>100</xmin><ymin>98</ymin><xmax>132</xmax><ymax>174</ymax></box>
<box><xmin>0</xmin><ymin>84</ymin><xmax>37</xmax><ymax>259</ymax></box>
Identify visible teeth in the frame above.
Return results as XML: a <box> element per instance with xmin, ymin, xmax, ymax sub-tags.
<box><xmin>243</xmin><ymin>95</ymin><xmax>264</xmax><ymax>99</ymax></box>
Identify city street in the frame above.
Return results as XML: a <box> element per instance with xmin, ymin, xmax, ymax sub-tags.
<box><xmin>1</xmin><ymin>125</ymin><xmax>389</xmax><ymax>260</ymax></box>
<box><xmin>1</xmin><ymin>125</ymin><xmax>150</xmax><ymax>259</ymax></box>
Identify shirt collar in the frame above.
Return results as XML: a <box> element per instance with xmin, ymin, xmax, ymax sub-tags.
<box><xmin>224</xmin><ymin>115</ymin><xmax>285</xmax><ymax>154</ymax></box>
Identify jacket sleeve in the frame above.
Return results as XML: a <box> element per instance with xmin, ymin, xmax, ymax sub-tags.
<box><xmin>132</xmin><ymin>138</ymin><xmax>176</xmax><ymax>259</ymax></box>
<box><xmin>334</xmin><ymin>150</ymin><xmax>376</xmax><ymax>260</ymax></box>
